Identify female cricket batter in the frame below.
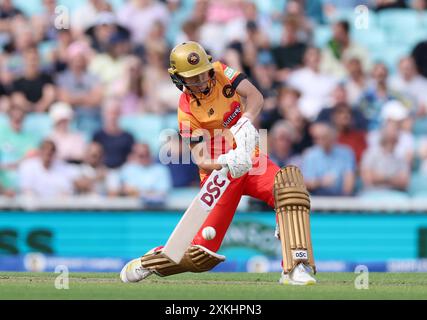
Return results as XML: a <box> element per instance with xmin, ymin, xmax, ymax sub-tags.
<box><xmin>120</xmin><ymin>41</ymin><xmax>317</xmax><ymax>285</ymax></box>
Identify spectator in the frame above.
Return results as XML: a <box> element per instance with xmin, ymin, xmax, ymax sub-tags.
<box><xmin>2</xmin><ymin>25</ymin><xmax>38</xmax><ymax>84</ymax></box>
<box><xmin>343</xmin><ymin>57</ymin><xmax>369</xmax><ymax>106</ymax></box>
<box><xmin>174</xmin><ymin>19</ymin><xmax>202</xmax><ymax>45</ymax></box>
<box><xmin>302</xmin><ymin>122</ymin><xmax>356</xmax><ymax>196</ymax></box>
<box><xmin>287</xmin><ymin>47</ymin><xmax>337</xmax><ymax>120</ymax></box>
<box><xmin>165</xmin><ymin>133</ymin><xmax>199</xmax><ymax>188</ymax></box>
<box><xmin>71</xmin><ymin>0</ymin><xmax>113</xmax><ymax>37</ymax></box>
<box><xmin>109</xmin><ymin>55</ymin><xmax>149</xmax><ymax>115</ymax></box>
<box><xmin>367</xmin><ymin>100</ymin><xmax>415</xmax><ymax>167</ymax></box>
<box><xmin>31</xmin><ymin>0</ymin><xmax>60</xmax><ymax>41</ymax></box>
<box><xmin>93</xmin><ymin>98</ymin><xmax>135</xmax><ymax>168</ymax></box>
<box><xmin>330</xmin><ymin>103</ymin><xmax>367</xmax><ymax>164</ymax></box>
<box><xmin>284</xmin><ymin>103</ymin><xmax>314</xmax><ymax>154</ymax></box>
<box><xmin>271</xmin><ymin>16</ymin><xmax>307</xmax><ymax>82</ymax></box>
<box><xmin>85</xmin><ymin>11</ymin><xmax>131</xmax><ymax>54</ymax></box>
<box><xmin>89</xmin><ymin>31</ymin><xmax>132</xmax><ymax>90</ymax></box>
<box><xmin>283</xmin><ymin>0</ymin><xmax>313</xmax><ymax>42</ymax></box>
<box><xmin>11</xmin><ymin>47</ymin><xmax>56</xmax><ymax>113</ymax></box>
<box><xmin>48</xmin><ymin>102</ymin><xmax>87</xmax><ymax>163</ymax></box>
<box><xmin>261</xmin><ymin>86</ymin><xmax>300</xmax><ymax>130</ymax></box>
<box><xmin>143</xmin><ymin>42</ymin><xmax>180</xmax><ymax>114</ymax></box>
<box><xmin>56</xmin><ymin>41</ymin><xmax>103</xmax><ymax>138</ymax></box>
<box><xmin>374</xmin><ymin>0</ymin><xmax>407</xmax><ymax>11</ymax></box>
<box><xmin>108</xmin><ymin>143</ymin><xmax>172</xmax><ymax>206</ymax></box>
<box><xmin>316</xmin><ymin>83</ymin><xmax>368</xmax><ymax>130</ymax></box>
<box><xmin>358</xmin><ymin>62</ymin><xmax>405</xmax><ymax>130</ymax></box>
<box><xmin>268</xmin><ymin>120</ymin><xmax>302</xmax><ymax>168</ymax></box>
<box><xmin>0</xmin><ymin>0</ymin><xmax>25</xmax><ymax>34</ymax></box>
<box><xmin>117</xmin><ymin>0</ymin><xmax>170</xmax><ymax>45</ymax></box>
<box><xmin>73</xmin><ymin>142</ymin><xmax>109</xmax><ymax>195</ymax></box>
<box><xmin>0</xmin><ymin>107</ymin><xmax>38</xmax><ymax>195</ymax></box>
<box><xmin>198</xmin><ymin>0</ymin><xmax>246</xmax><ymax>57</ymax></box>
<box><xmin>18</xmin><ymin>139</ymin><xmax>77</xmax><ymax>198</ymax></box>
<box><xmin>360</xmin><ymin>123</ymin><xmax>410</xmax><ymax>193</ymax></box>
<box><xmin>411</xmin><ymin>0</ymin><xmax>427</xmax><ymax>11</ymax></box>
<box><xmin>321</xmin><ymin>20</ymin><xmax>371</xmax><ymax>79</ymax></box>
<box><xmin>412</xmin><ymin>39</ymin><xmax>427</xmax><ymax>78</ymax></box>
<box><xmin>241</xmin><ymin>0</ymin><xmax>272</xmax><ymax>33</ymax></box>
<box><xmin>250</xmin><ymin>51</ymin><xmax>279</xmax><ymax>113</ymax></box>
<box><xmin>49</xmin><ymin>29</ymin><xmax>74</xmax><ymax>73</ymax></box>
<box><xmin>389</xmin><ymin>56</ymin><xmax>427</xmax><ymax>108</ymax></box>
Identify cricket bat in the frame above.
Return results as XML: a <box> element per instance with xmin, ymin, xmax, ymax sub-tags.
<box><xmin>163</xmin><ymin>167</ymin><xmax>230</xmax><ymax>264</ymax></box>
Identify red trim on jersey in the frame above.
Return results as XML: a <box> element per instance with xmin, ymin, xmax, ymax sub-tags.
<box><xmin>178</xmin><ymin>93</ymin><xmax>192</xmax><ymax>115</ymax></box>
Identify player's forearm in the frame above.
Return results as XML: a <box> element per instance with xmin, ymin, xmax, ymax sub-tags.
<box><xmin>242</xmin><ymin>90</ymin><xmax>263</xmax><ymax>122</ymax></box>
<box><xmin>236</xmin><ymin>79</ymin><xmax>264</xmax><ymax>122</ymax></box>
<box><xmin>197</xmin><ymin>161</ymin><xmax>223</xmax><ymax>173</ymax></box>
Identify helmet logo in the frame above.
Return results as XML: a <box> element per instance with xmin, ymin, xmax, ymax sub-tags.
<box><xmin>187</xmin><ymin>52</ymin><xmax>200</xmax><ymax>65</ymax></box>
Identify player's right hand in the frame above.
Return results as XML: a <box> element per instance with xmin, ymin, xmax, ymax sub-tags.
<box><xmin>217</xmin><ymin>148</ymin><xmax>252</xmax><ymax>179</ymax></box>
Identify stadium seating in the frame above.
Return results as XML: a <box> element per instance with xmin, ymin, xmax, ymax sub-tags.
<box><xmin>23</xmin><ymin>113</ymin><xmax>53</xmax><ymax>144</ymax></box>
<box><xmin>119</xmin><ymin>114</ymin><xmax>164</xmax><ymax>154</ymax></box>
<box><xmin>409</xmin><ymin>172</ymin><xmax>427</xmax><ymax>197</ymax></box>
<box><xmin>371</xmin><ymin>44</ymin><xmax>411</xmax><ymax>73</ymax></box>
<box><xmin>313</xmin><ymin>25</ymin><xmax>332</xmax><ymax>48</ymax></box>
<box><xmin>413</xmin><ymin>116</ymin><xmax>427</xmax><ymax>136</ymax></box>
<box><xmin>351</xmin><ymin>28</ymin><xmax>387</xmax><ymax>52</ymax></box>
<box><xmin>163</xmin><ymin>113</ymin><xmax>179</xmax><ymax>131</ymax></box>
<box><xmin>377</xmin><ymin>9</ymin><xmax>427</xmax><ymax>33</ymax></box>
<box><xmin>0</xmin><ymin>113</ymin><xmax>7</xmax><ymax>129</ymax></box>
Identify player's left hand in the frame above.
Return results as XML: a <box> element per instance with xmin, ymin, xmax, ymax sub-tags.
<box><xmin>217</xmin><ymin>148</ymin><xmax>252</xmax><ymax>179</ymax></box>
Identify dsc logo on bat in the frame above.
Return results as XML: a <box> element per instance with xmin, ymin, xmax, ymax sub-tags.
<box><xmin>199</xmin><ymin>172</ymin><xmax>230</xmax><ymax>210</ymax></box>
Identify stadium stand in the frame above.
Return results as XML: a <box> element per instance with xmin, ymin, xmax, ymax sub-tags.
<box><xmin>1</xmin><ymin>0</ymin><xmax>427</xmax><ymax>207</ymax></box>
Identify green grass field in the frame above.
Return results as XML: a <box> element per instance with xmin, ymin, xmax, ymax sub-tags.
<box><xmin>0</xmin><ymin>272</ymin><xmax>426</xmax><ymax>300</ymax></box>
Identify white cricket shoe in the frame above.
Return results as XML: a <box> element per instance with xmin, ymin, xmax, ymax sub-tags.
<box><xmin>279</xmin><ymin>263</ymin><xmax>317</xmax><ymax>286</ymax></box>
<box><xmin>120</xmin><ymin>258</ymin><xmax>153</xmax><ymax>283</ymax></box>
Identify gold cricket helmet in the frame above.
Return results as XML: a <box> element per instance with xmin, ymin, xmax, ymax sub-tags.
<box><xmin>168</xmin><ymin>41</ymin><xmax>213</xmax><ymax>78</ymax></box>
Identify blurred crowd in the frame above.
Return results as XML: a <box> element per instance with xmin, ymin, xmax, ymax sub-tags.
<box><xmin>1</xmin><ymin>0</ymin><xmax>427</xmax><ymax>206</ymax></box>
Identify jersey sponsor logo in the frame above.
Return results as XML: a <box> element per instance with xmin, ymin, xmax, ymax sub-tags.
<box><xmin>223</xmin><ymin>101</ymin><xmax>241</xmax><ymax>128</ymax></box>
<box><xmin>199</xmin><ymin>172</ymin><xmax>230</xmax><ymax>209</ymax></box>
<box><xmin>222</xmin><ymin>84</ymin><xmax>235</xmax><ymax>98</ymax></box>
<box><xmin>224</xmin><ymin>67</ymin><xmax>237</xmax><ymax>80</ymax></box>
<box><xmin>187</xmin><ymin>52</ymin><xmax>200</xmax><ymax>65</ymax></box>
